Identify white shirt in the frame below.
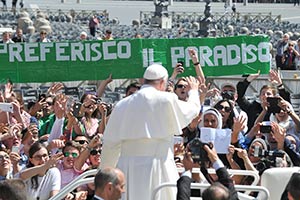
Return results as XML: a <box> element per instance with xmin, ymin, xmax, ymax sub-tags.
<box><xmin>24</xmin><ymin>167</ymin><xmax>61</xmax><ymax>200</ymax></box>
<box><xmin>94</xmin><ymin>195</ymin><xmax>104</xmax><ymax>200</ymax></box>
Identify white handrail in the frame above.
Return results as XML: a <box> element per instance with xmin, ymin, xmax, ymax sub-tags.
<box><xmin>151</xmin><ymin>182</ymin><xmax>270</xmax><ymax>200</ymax></box>
<box><xmin>50</xmin><ymin>168</ymin><xmax>260</xmax><ymax>200</ymax></box>
<box><xmin>177</xmin><ymin>168</ymin><xmax>260</xmax><ymax>186</ymax></box>
<box><xmin>49</xmin><ymin>169</ymin><xmax>98</xmax><ymax>200</ymax></box>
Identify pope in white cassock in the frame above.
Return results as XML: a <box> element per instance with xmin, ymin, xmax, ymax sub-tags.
<box><xmin>100</xmin><ymin>64</ymin><xmax>201</xmax><ymax>200</ymax></box>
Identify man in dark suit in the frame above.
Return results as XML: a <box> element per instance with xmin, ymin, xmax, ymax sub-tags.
<box><xmin>281</xmin><ymin>173</ymin><xmax>300</xmax><ymax>200</ymax></box>
<box><xmin>93</xmin><ymin>167</ymin><xmax>125</xmax><ymax>200</ymax></box>
<box><xmin>177</xmin><ymin>145</ymin><xmax>238</xmax><ymax>200</ymax></box>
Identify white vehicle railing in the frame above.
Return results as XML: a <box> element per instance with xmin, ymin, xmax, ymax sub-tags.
<box><xmin>177</xmin><ymin>168</ymin><xmax>260</xmax><ymax>186</ymax></box>
<box><xmin>49</xmin><ymin>169</ymin><xmax>98</xmax><ymax>200</ymax></box>
<box><xmin>151</xmin><ymin>182</ymin><xmax>270</xmax><ymax>200</ymax></box>
<box><xmin>50</xmin><ymin>167</ymin><xmax>260</xmax><ymax>200</ymax></box>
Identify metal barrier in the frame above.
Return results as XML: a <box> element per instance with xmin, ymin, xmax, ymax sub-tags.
<box><xmin>177</xmin><ymin>168</ymin><xmax>260</xmax><ymax>186</ymax></box>
<box><xmin>49</xmin><ymin>169</ymin><xmax>98</xmax><ymax>200</ymax></box>
<box><xmin>151</xmin><ymin>182</ymin><xmax>270</xmax><ymax>200</ymax></box>
<box><xmin>50</xmin><ymin>167</ymin><xmax>263</xmax><ymax>200</ymax></box>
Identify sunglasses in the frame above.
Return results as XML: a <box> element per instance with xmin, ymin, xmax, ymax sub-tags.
<box><xmin>215</xmin><ymin>104</ymin><xmax>231</xmax><ymax>113</ymax></box>
<box><xmin>90</xmin><ymin>149</ymin><xmax>101</xmax><ymax>155</ymax></box>
<box><xmin>75</xmin><ymin>140</ymin><xmax>89</xmax><ymax>145</ymax></box>
<box><xmin>176</xmin><ymin>84</ymin><xmax>186</xmax><ymax>89</ymax></box>
<box><xmin>63</xmin><ymin>152</ymin><xmax>79</xmax><ymax>158</ymax></box>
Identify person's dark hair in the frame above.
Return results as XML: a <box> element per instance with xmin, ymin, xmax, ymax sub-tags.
<box><xmin>0</xmin><ymin>179</ymin><xmax>27</xmax><ymax>200</ymax></box>
<box><xmin>74</xmin><ymin>134</ymin><xmax>88</xmax><ymax>140</ymax></box>
<box><xmin>94</xmin><ymin>168</ymin><xmax>119</xmax><ymax>192</ymax></box>
<box><xmin>28</xmin><ymin>142</ymin><xmax>47</xmax><ymax>167</ymax></box>
<box><xmin>106</xmin><ymin>30</ymin><xmax>112</xmax><ymax>34</ymax></box>
<box><xmin>28</xmin><ymin>142</ymin><xmax>48</xmax><ymax>189</ymax></box>
<box><xmin>27</xmin><ymin>101</ymin><xmax>36</xmax><ymax>111</ymax></box>
<box><xmin>80</xmin><ymin>93</ymin><xmax>99</xmax><ymax>118</ymax></box>
<box><xmin>202</xmin><ymin>182</ymin><xmax>230</xmax><ymax>200</ymax></box>
<box><xmin>174</xmin><ymin>78</ymin><xmax>187</xmax><ymax>90</ymax></box>
<box><xmin>286</xmin><ymin>173</ymin><xmax>300</xmax><ymax>200</ymax></box>
<box><xmin>62</xmin><ymin>140</ymin><xmax>81</xmax><ymax>153</ymax></box>
<box><xmin>214</xmin><ymin>99</ymin><xmax>234</xmax><ymax>129</ymax></box>
<box><xmin>125</xmin><ymin>82</ymin><xmax>141</xmax><ymax>95</ymax></box>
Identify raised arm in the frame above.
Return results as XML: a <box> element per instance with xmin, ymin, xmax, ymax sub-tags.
<box><xmin>188</xmin><ymin>49</ymin><xmax>205</xmax><ymax>84</ymax></box>
<box><xmin>97</xmin><ymin>74</ymin><xmax>113</xmax><ymax>97</ymax></box>
<box><xmin>236</xmin><ymin>71</ymin><xmax>260</xmax><ymax>111</ymax></box>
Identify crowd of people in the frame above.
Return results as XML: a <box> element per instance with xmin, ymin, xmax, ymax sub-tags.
<box><xmin>1</xmin><ymin>3</ymin><xmax>300</xmax><ymax>200</ymax></box>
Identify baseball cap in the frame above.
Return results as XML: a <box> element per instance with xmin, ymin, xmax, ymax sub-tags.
<box><xmin>221</xmin><ymin>82</ymin><xmax>236</xmax><ymax>92</ymax></box>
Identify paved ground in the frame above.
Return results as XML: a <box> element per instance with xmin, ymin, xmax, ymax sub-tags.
<box><xmin>14</xmin><ymin>0</ymin><xmax>300</xmax><ymax>25</ymax></box>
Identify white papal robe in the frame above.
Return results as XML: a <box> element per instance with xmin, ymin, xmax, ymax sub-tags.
<box><xmin>100</xmin><ymin>84</ymin><xmax>200</xmax><ymax>200</ymax></box>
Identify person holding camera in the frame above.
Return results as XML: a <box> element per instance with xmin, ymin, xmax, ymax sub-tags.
<box><xmin>254</xmin><ymin>96</ymin><xmax>300</xmax><ymax>136</ymax></box>
<box><xmin>247</xmin><ymin>120</ymin><xmax>299</xmax><ymax>167</ymax></box>
<box><xmin>281</xmin><ymin>42</ymin><xmax>300</xmax><ymax>70</ymax></box>
<box><xmin>236</xmin><ymin>70</ymin><xmax>291</xmax><ymax>130</ymax></box>
<box><xmin>78</xmin><ymin>93</ymin><xmax>113</xmax><ymax>138</ymax></box>
<box><xmin>177</xmin><ymin>145</ymin><xmax>238</xmax><ymax>200</ymax></box>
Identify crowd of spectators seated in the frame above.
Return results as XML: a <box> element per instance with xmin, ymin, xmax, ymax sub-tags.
<box><xmin>2</xmin><ymin>7</ymin><xmax>300</xmax><ymax>70</ymax></box>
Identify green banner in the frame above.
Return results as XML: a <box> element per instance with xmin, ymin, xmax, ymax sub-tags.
<box><xmin>0</xmin><ymin>35</ymin><xmax>270</xmax><ymax>83</ymax></box>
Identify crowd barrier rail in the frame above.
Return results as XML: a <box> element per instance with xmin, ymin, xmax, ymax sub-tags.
<box><xmin>151</xmin><ymin>182</ymin><xmax>270</xmax><ymax>200</ymax></box>
<box><xmin>49</xmin><ymin>169</ymin><xmax>98</xmax><ymax>200</ymax></box>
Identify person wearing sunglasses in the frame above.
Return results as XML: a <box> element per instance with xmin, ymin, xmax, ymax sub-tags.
<box><xmin>214</xmin><ymin>100</ymin><xmax>246</xmax><ymax>145</ymax></box>
<box><xmin>36</xmin><ymin>30</ymin><xmax>51</xmax><ymax>43</ymax></box>
<box><xmin>214</xmin><ymin>100</ymin><xmax>234</xmax><ymax>129</ymax></box>
<box><xmin>74</xmin><ymin>134</ymin><xmax>90</xmax><ymax>152</ymax></box>
<box><xmin>56</xmin><ymin>141</ymin><xmax>85</xmax><ymax>189</ymax></box>
<box><xmin>89</xmin><ymin>148</ymin><xmax>102</xmax><ymax>169</ymax></box>
<box><xmin>80</xmin><ymin>93</ymin><xmax>102</xmax><ymax>137</ymax></box>
<box><xmin>79</xmin><ymin>137</ymin><xmax>103</xmax><ymax>200</ymax></box>
<box><xmin>57</xmin><ymin>135</ymin><xmax>101</xmax><ymax>189</ymax></box>
<box><xmin>18</xmin><ymin>142</ymin><xmax>63</xmax><ymax>200</ymax></box>
<box><xmin>174</xmin><ymin>78</ymin><xmax>189</xmax><ymax>101</ymax></box>
<box><xmin>282</xmin><ymin>41</ymin><xmax>299</xmax><ymax>70</ymax></box>
<box><xmin>220</xmin><ymin>82</ymin><xmax>248</xmax><ymax>134</ymax></box>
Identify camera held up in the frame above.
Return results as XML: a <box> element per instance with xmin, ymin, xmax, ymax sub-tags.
<box><xmin>188</xmin><ymin>137</ymin><xmax>212</xmax><ymax>164</ymax></box>
<box><xmin>253</xmin><ymin>146</ymin><xmax>285</xmax><ymax>174</ymax></box>
<box><xmin>93</xmin><ymin>97</ymin><xmax>113</xmax><ymax>116</ymax></box>
<box><xmin>221</xmin><ymin>91</ymin><xmax>235</xmax><ymax>101</ymax></box>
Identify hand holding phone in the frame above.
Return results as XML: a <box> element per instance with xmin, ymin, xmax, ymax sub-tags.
<box><xmin>260</xmin><ymin>121</ymin><xmax>272</xmax><ymax>133</ymax></box>
<box><xmin>267</xmin><ymin>97</ymin><xmax>281</xmax><ymax>113</ymax></box>
<box><xmin>12</xmin><ymin>145</ymin><xmax>19</xmax><ymax>153</ymax></box>
<box><xmin>0</xmin><ymin>103</ymin><xmax>13</xmax><ymax>113</ymax></box>
<box><xmin>175</xmin><ymin>61</ymin><xmax>184</xmax><ymax>74</ymax></box>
